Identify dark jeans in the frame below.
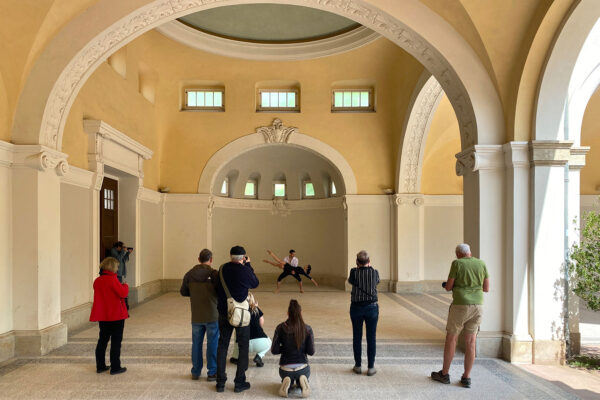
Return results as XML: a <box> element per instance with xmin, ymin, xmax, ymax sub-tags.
<box><xmin>279</xmin><ymin>365</ymin><xmax>310</xmax><ymax>387</ymax></box>
<box><xmin>350</xmin><ymin>302</ymin><xmax>379</xmax><ymax>368</ymax></box>
<box><xmin>95</xmin><ymin>319</ymin><xmax>125</xmax><ymax>371</ymax></box>
<box><xmin>216</xmin><ymin>316</ymin><xmax>250</xmax><ymax>387</ymax></box>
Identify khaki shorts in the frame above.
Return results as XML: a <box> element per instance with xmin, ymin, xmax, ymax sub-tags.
<box><xmin>446</xmin><ymin>304</ymin><xmax>483</xmax><ymax>335</ymax></box>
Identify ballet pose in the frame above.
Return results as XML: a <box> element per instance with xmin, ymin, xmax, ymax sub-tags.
<box><xmin>263</xmin><ymin>250</ymin><xmax>318</xmax><ymax>293</ymax></box>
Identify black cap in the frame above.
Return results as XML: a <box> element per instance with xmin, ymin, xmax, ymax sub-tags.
<box><xmin>230</xmin><ymin>246</ymin><xmax>246</xmax><ymax>256</ymax></box>
<box><xmin>289</xmin><ymin>249</ymin><xmax>295</xmax><ymax>253</ymax></box>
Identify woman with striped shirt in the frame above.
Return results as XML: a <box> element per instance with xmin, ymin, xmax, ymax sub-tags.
<box><xmin>348</xmin><ymin>250</ymin><xmax>380</xmax><ymax>376</ymax></box>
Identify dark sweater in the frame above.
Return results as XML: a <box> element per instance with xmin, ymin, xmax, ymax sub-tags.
<box><xmin>180</xmin><ymin>264</ymin><xmax>219</xmax><ymax>323</ymax></box>
<box><xmin>348</xmin><ymin>266</ymin><xmax>380</xmax><ymax>304</ymax></box>
<box><xmin>271</xmin><ymin>322</ymin><xmax>315</xmax><ymax>365</ymax></box>
<box><xmin>216</xmin><ymin>262</ymin><xmax>259</xmax><ymax>316</ymax></box>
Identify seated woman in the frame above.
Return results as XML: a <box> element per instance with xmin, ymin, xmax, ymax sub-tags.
<box><xmin>229</xmin><ymin>292</ymin><xmax>272</xmax><ymax>367</ymax></box>
<box><xmin>263</xmin><ymin>250</ymin><xmax>316</xmax><ymax>293</ymax></box>
<box><xmin>271</xmin><ymin>300</ymin><xmax>315</xmax><ymax>398</ymax></box>
<box><xmin>89</xmin><ymin>256</ymin><xmax>129</xmax><ymax>375</ymax></box>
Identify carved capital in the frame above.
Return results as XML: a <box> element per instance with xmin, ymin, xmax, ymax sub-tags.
<box><xmin>569</xmin><ymin>146</ymin><xmax>590</xmax><ymax>170</ymax></box>
<box><xmin>529</xmin><ymin>141</ymin><xmax>573</xmax><ymax>167</ymax></box>
<box><xmin>257</xmin><ymin>119</ymin><xmax>298</xmax><ymax>144</ymax></box>
<box><xmin>207</xmin><ymin>196</ymin><xmax>215</xmax><ymax>219</ymax></box>
<box><xmin>455</xmin><ymin>145</ymin><xmax>503</xmax><ymax>176</ymax></box>
<box><xmin>394</xmin><ymin>194</ymin><xmax>424</xmax><ymax>206</ymax></box>
<box><xmin>12</xmin><ymin>146</ymin><xmax>70</xmax><ymax>176</ymax></box>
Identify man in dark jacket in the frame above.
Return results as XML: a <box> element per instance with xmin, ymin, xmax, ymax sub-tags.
<box><xmin>181</xmin><ymin>248</ymin><xmax>219</xmax><ymax>381</ymax></box>
<box><xmin>215</xmin><ymin>245</ymin><xmax>259</xmax><ymax>394</ymax></box>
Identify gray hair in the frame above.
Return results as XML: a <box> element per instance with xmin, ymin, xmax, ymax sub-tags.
<box><xmin>231</xmin><ymin>254</ymin><xmax>245</xmax><ymax>262</ymax></box>
<box><xmin>356</xmin><ymin>250</ymin><xmax>370</xmax><ymax>266</ymax></box>
<box><xmin>455</xmin><ymin>243</ymin><xmax>471</xmax><ymax>257</ymax></box>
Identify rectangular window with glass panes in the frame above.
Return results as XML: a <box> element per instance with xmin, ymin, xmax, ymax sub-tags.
<box><xmin>184</xmin><ymin>89</ymin><xmax>224</xmax><ymax>111</ymax></box>
<box><xmin>257</xmin><ymin>89</ymin><xmax>299</xmax><ymax>112</ymax></box>
<box><xmin>331</xmin><ymin>89</ymin><xmax>374</xmax><ymax>112</ymax></box>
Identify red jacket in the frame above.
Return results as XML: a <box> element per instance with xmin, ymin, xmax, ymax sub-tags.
<box><xmin>89</xmin><ymin>271</ymin><xmax>129</xmax><ymax>322</ymax></box>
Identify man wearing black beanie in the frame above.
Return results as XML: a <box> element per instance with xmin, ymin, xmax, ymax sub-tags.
<box><xmin>215</xmin><ymin>245</ymin><xmax>259</xmax><ymax>393</ymax></box>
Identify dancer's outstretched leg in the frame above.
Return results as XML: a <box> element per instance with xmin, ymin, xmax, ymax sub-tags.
<box><xmin>266</xmin><ymin>250</ymin><xmax>285</xmax><ymax>265</ymax></box>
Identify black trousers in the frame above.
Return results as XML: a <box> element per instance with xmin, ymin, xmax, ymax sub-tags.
<box><xmin>216</xmin><ymin>316</ymin><xmax>250</xmax><ymax>387</ymax></box>
<box><xmin>95</xmin><ymin>319</ymin><xmax>125</xmax><ymax>371</ymax></box>
<box><xmin>279</xmin><ymin>365</ymin><xmax>310</xmax><ymax>387</ymax></box>
<box><xmin>350</xmin><ymin>302</ymin><xmax>379</xmax><ymax>368</ymax></box>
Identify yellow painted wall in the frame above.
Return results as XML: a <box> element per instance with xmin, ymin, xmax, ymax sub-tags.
<box><xmin>62</xmin><ymin>30</ymin><xmax>423</xmax><ymax>194</ymax></box>
<box><xmin>62</xmin><ymin>44</ymin><xmax>160</xmax><ymax>189</ymax></box>
<box><xmin>421</xmin><ymin>95</ymin><xmax>462</xmax><ymax>195</ymax></box>
<box><xmin>581</xmin><ymin>88</ymin><xmax>600</xmax><ymax>195</ymax></box>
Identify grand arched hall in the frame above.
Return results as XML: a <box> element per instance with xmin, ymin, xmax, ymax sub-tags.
<box><xmin>1</xmin><ymin>1</ymin><xmax>600</xmax><ymax>398</ymax></box>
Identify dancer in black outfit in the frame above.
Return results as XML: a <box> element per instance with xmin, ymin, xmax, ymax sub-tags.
<box><xmin>263</xmin><ymin>250</ymin><xmax>318</xmax><ymax>293</ymax></box>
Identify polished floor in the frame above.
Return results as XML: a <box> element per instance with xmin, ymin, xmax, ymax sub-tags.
<box><xmin>0</xmin><ymin>285</ymin><xmax>598</xmax><ymax>399</ymax></box>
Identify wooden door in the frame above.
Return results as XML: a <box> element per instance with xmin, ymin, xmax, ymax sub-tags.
<box><xmin>100</xmin><ymin>177</ymin><xmax>118</xmax><ymax>262</ymax></box>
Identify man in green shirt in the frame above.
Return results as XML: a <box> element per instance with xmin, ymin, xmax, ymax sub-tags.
<box><xmin>431</xmin><ymin>243</ymin><xmax>489</xmax><ymax>388</ymax></box>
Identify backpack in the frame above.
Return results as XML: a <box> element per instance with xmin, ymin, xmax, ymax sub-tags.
<box><xmin>219</xmin><ymin>265</ymin><xmax>251</xmax><ymax>327</ymax></box>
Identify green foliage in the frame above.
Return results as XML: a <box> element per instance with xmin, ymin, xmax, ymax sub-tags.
<box><xmin>569</xmin><ymin>211</ymin><xmax>600</xmax><ymax>311</ymax></box>
<box><xmin>568</xmin><ymin>355</ymin><xmax>600</xmax><ymax>370</ymax></box>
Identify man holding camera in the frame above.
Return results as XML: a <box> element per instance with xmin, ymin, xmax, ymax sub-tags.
<box><xmin>110</xmin><ymin>241</ymin><xmax>133</xmax><ymax>283</ymax></box>
<box><xmin>431</xmin><ymin>243</ymin><xmax>489</xmax><ymax>388</ymax></box>
<box><xmin>215</xmin><ymin>246</ymin><xmax>259</xmax><ymax>394</ymax></box>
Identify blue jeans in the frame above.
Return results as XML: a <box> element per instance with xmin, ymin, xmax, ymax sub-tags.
<box><xmin>350</xmin><ymin>302</ymin><xmax>379</xmax><ymax>368</ymax></box>
<box><xmin>192</xmin><ymin>321</ymin><xmax>219</xmax><ymax>376</ymax></box>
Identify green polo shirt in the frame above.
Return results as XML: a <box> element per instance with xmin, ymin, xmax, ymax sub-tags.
<box><xmin>448</xmin><ymin>257</ymin><xmax>489</xmax><ymax>305</ymax></box>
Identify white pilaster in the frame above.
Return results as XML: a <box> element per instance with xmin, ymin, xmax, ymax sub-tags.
<box><xmin>11</xmin><ymin>145</ymin><xmax>69</xmax><ymax>355</ymax></box>
<box><xmin>529</xmin><ymin>140</ymin><xmax>573</xmax><ymax>364</ymax></box>
<box><xmin>566</xmin><ymin>146</ymin><xmax>589</xmax><ymax>355</ymax></box>
<box><xmin>502</xmin><ymin>142</ymin><xmax>533</xmax><ymax>362</ymax></box>
<box><xmin>456</xmin><ymin>145</ymin><xmax>505</xmax><ymax>342</ymax></box>
<box><xmin>392</xmin><ymin>194</ymin><xmax>425</xmax><ymax>287</ymax></box>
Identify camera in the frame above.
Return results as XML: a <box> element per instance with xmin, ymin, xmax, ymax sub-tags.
<box><xmin>442</xmin><ymin>281</ymin><xmax>447</xmax><ymax>288</ymax></box>
<box><xmin>127</xmin><ymin>247</ymin><xmax>134</xmax><ymax>251</ymax></box>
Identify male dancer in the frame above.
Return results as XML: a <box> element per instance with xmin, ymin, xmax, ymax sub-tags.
<box><xmin>263</xmin><ymin>250</ymin><xmax>318</xmax><ymax>293</ymax></box>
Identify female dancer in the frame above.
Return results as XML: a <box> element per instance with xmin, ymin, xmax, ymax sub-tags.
<box><xmin>271</xmin><ymin>300</ymin><xmax>315</xmax><ymax>398</ymax></box>
<box><xmin>263</xmin><ymin>250</ymin><xmax>318</xmax><ymax>293</ymax></box>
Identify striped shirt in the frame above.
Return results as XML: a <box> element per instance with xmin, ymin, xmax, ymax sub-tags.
<box><xmin>348</xmin><ymin>266</ymin><xmax>380</xmax><ymax>304</ymax></box>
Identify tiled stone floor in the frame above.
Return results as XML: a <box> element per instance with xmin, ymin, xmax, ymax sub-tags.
<box><xmin>0</xmin><ymin>286</ymin><xmax>598</xmax><ymax>399</ymax></box>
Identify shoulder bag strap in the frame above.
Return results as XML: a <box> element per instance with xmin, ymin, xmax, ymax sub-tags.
<box><xmin>219</xmin><ymin>265</ymin><xmax>232</xmax><ymax>299</ymax></box>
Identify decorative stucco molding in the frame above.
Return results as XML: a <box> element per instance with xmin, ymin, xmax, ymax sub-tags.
<box><xmin>198</xmin><ymin>118</ymin><xmax>357</xmax><ymax>194</ymax></box>
<box><xmin>83</xmin><ymin>119</ymin><xmax>153</xmax><ymax>180</ymax></box>
<box><xmin>455</xmin><ymin>145</ymin><xmax>504</xmax><ymax>176</ymax></box>
<box><xmin>503</xmin><ymin>141</ymin><xmax>529</xmax><ymax>169</ymax></box>
<box><xmin>61</xmin><ymin>166</ymin><xmax>94</xmax><ymax>189</ymax></box>
<box><xmin>11</xmin><ymin>145</ymin><xmax>69</xmax><ymax>176</ymax></box>
<box><xmin>0</xmin><ymin>141</ymin><xmax>13</xmax><ymax>168</ymax></box>
<box><xmin>257</xmin><ymin>119</ymin><xmax>297</xmax><ymax>143</ymax></box>
<box><xmin>137</xmin><ymin>187</ymin><xmax>163</xmax><ymax>204</ymax></box>
<box><xmin>34</xmin><ymin>0</ymin><xmax>485</xmax><ymax>154</ymax></box>
<box><xmin>397</xmin><ymin>73</ymin><xmax>443</xmax><ymax>193</ymax></box>
<box><xmin>394</xmin><ymin>194</ymin><xmax>424</xmax><ymax>206</ymax></box>
<box><xmin>156</xmin><ymin>20</ymin><xmax>380</xmax><ymax>61</ymax></box>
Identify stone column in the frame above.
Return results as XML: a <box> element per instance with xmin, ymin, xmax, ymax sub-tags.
<box><xmin>391</xmin><ymin>194</ymin><xmax>425</xmax><ymax>292</ymax></box>
<box><xmin>11</xmin><ymin>146</ymin><xmax>69</xmax><ymax>356</ymax></box>
<box><xmin>502</xmin><ymin>142</ymin><xmax>533</xmax><ymax>363</ymax></box>
<box><xmin>566</xmin><ymin>146</ymin><xmax>589</xmax><ymax>356</ymax></box>
<box><xmin>456</xmin><ymin>145</ymin><xmax>505</xmax><ymax>357</ymax></box>
<box><xmin>529</xmin><ymin>140</ymin><xmax>572</xmax><ymax>364</ymax></box>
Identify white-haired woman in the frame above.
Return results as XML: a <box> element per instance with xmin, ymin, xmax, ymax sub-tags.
<box><xmin>230</xmin><ymin>292</ymin><xmax>272</xmax><ymax>367</ymax></box>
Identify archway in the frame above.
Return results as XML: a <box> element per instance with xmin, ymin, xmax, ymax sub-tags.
<box><xmin>11</xmin><ymin>0</ymin><xmax>503</xmax><ymax>152</ymax></box>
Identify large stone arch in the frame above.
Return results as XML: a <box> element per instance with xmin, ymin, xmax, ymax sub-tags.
<box><xmin>396</xmin><ymin>71</ymin><xmax>443</xmax><ymax>193</ymax></box>
<box><xmin>10</xmin><ymin>0</ymin><xmax>503</xmax><ymax>155</ymax></box>
<box><xmin>535</xmin><ymin>0</ymin><xmax>600</xmax><ymax>141</ymax></box>
<box><xmin>197</xmin><ymin>119</ymin><xmax>357</xmax><ymax>195</ymax></box>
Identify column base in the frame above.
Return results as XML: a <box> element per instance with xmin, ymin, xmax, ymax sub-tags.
<box><xmin>14</xmin><ymin>323</ymin><xmax>67</xmax><ymax>357</ymax></box>
<box><xmin>61</xmin><ymin>303</ymin><xmax>92</xmax><ymax>333</ymax></box>
<box><xmin>0</xmin><ymin>331</ymin><xmax>15</xmax><ymax>363</ymax></box>
<box><xmin>533</xmin><ymin>340</ymin><xmax>566</xmax><ymax>365</ymax></box>
<box><xmin>456</xmin><ymin>331</ymin><xmax>503</xmax><ymax>358</ymax></box>
<box><xmin>502</xmin><ymin>334</ymin><xmax>533</xmax><ymax>364</ymax></box>
<box><xmin>390</xmin><ymin>280</ymin><xmax>447</xmax><ymax>293</ymax></box>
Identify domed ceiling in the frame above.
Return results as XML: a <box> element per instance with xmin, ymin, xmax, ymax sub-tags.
<box><xmin>177</xmin><ymin>4</ymin><xmax>361</xmax><ymax>43</ymax></box>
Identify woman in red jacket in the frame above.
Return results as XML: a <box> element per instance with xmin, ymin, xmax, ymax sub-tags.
<box><xmin>90</xmin><ymin>257</ymin><xmax>129</xmax><ymax>375</ymax></box>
